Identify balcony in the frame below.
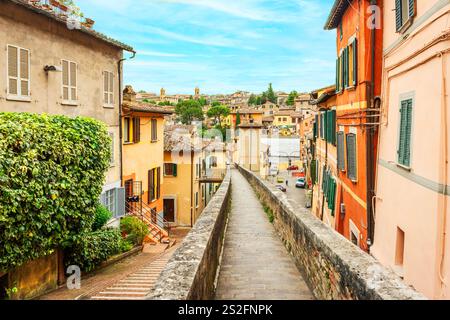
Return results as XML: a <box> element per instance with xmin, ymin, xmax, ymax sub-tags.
<box><xmin>199</xmin><ymin>168</ymin><xmax>226</xmax><ymax>183</ymax></box>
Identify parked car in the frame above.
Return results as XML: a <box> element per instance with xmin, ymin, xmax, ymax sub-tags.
<box><xmin>287</xmin><ymin>165</ymin><xmax>299</xmax><ymax>171</ymax></box>
<box><xmin>295</xmin><ymin>177</ymin><xmax>306</xmax><ymax>188</ymax></box>
<box><xmin>276</xmin><ymin>177</ymin><xmax>285</xmax><ymax>183</ymax></box>
<box><xmin>275</xmin><ymin>185</ymin><xmax>287</xmax><ymax>192</ymax></box>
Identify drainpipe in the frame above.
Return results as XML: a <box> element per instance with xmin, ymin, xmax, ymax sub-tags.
<box><xmin>190</xmin><ymin>146</ymin><xmax>194</xmax><ymax>227</ymax></box>
<box><xmin>366</xmin><ymin>0</ymin><xmax>377</xmax><ymax>251</ymax></box>
<box><xmin>320</xmin><ymin>108</ymin><xmax>328</xmax><ymax>222</ymax></box>
<box><xmin>118</xmin><ymin>50</ymin><xmax>136</xmax><ymax>186</ymax></box>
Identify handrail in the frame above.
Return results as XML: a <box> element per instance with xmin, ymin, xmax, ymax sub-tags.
<box><xmin>125</xmin><ymin>201</ymin><xmax>170</xmax><ymax>242</ymax></box>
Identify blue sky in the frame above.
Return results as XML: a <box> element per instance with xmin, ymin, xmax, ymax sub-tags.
<box><xmin>78</xmin><ymin>0</ymin><xmax>336</xmax><ymax>95</ymax></box>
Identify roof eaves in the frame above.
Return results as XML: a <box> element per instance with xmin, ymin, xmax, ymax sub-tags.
<box><xmin>324</xmin><ymin>0</ymin><xmax>348</xmax><ymax>30</ymax></box>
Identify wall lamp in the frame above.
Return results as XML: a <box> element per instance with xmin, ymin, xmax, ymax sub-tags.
<box><xmin>44</xmin><ymin>65</ymin><xmax>63</xmax><ymax>73</ymax></box>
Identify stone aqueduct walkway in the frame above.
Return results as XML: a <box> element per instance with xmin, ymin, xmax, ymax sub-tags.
<box><xmin>215</xmin><ymin>170</ymin><xmax>313</xmax><ymax>300</ymax></box>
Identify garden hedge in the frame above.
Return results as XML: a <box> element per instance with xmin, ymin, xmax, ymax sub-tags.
<box><xmin>0</xmin><ymin>113</ymin><xmax>111</xmax><ymax>272</ymax></box>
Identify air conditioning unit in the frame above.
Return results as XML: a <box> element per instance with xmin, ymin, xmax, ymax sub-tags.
<box><xmin>340</xmin><ymin>203</ymin><xmax>346</xmax><ymax>215</ymax></box>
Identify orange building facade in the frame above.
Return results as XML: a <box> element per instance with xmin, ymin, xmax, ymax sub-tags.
<box><xmin>325</xmin><ymin>0</ymin><xmax>383</xmax><ymax>251</ymax></box>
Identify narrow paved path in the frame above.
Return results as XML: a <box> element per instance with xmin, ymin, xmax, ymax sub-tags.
<box><xmin>215</xmin><ymin>169</ymin><xmax>313</xmax><ymax>300</ymax></box>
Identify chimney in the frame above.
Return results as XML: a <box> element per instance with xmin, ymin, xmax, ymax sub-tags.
<box><xmin>123</xmin><ymin>85</ymin><xmax>136</xmax><ymax>102</ymax></box>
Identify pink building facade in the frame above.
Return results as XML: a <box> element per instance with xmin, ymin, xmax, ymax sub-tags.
<box><xmin>372</xmin><ymin>0</ymin><xmax>450</xmax><ymax>299</ymax></box>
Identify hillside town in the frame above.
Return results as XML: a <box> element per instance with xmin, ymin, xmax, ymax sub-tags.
<box><xmin>0</xmin><ymin>0</ymin><xmax>449</xmax><ymax>303</ymax></box>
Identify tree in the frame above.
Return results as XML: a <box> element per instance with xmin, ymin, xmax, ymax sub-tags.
<box><xmin>266</xmin><ymin>83</ymin><xmax>277</xmax><ymax>104</ymax></box>
<box><xmin>248</xmin><ymin>94</ymin><xmax>257</xmax><ymax>105</ymax></box>
<box><xmin>287</xmin><ymin>91</ymin><xmax>298</xmax><ymax>106</ymax></box>
<box><xmin>255</xmin><ymin>96</ymin><xmax>262</xmax><ymax>105</ymax></box>
<box><xmin>175</xmin><ymin>99</ymin><xmax>204</xmax><ymax>124</ymax></box>
<box><xmin>198</xmin><ymin>97</ymin><xmax>208</xmax><ymax>107</ymax></box>
<box><xmin>211</xmin><ymin>101</ymin><xmax>221</xmax><ymax>107</ymax></box>
<box><xmin>207</xmin><ymin>105</ymin><xmax>230</xmax><ymax>127</ymax></box>
<box><xmin>235</xmin><ymin>112</ymin><xmax>241</xmax><ymax>127</ymax></box>
<box><xmin>261</xmin><ymin>92</ymin><xmax>268</xmax><ymax>105</ymax></box>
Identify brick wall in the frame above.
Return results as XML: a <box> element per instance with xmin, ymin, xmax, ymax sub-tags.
<box><xmin>237</xmin><ymin>165</ymin><xmax>425</xmax><ymax>300</ymax></box>
<box><xmin>149</xmin><ymin>170</ymin><xmax>231</xmax><ymax>300</ymax></box>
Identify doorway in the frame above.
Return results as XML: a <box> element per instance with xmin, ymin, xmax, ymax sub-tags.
<box><xmin>163</xmin><ymin>198</ymin><xmax>176</xmax><ymax>223</ymax></box>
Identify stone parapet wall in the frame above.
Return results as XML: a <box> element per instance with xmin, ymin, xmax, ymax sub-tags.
<box><xmin>237</xmin><ymin>165</ymin><xmax>425</xmax><ymax>300</ymax></box>
<box><xmin>148</xmin><ymin>170</ymin><xmax>231</xmax><ymax>300</ymax></box>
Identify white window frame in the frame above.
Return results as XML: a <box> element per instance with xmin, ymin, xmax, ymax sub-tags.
<box><xmin>6</xmin><ymin>44</ymin><xmax>31</xmax><ymax>102</ymax></box>
<box><xmin>103</xmin><ymin>71</ymin><xmax>114</xmax><ymax>107</ymax></box>
<box><xmin>61</xmin><ymin>59</ymin><xmax>78</xmax><ymax>105</ymax></box>
<box><xmin>104</xmin><ymin>188</ymin><xmax>115</xmax><ymax>215</ymax></box>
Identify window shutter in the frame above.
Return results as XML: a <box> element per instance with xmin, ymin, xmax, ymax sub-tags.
<box><xmin>408</xmin><ymin>0</ymin><xmax>415</xmax><ymax>18</ymax></box>
<box><xmin>395</xmin><ymin>0</ymin><xmax>402</xmax><ymax>32</ymax></box>
<box><xmin>7</xmin><ymin>46</ymin><xmax>18</xmax><ymax>95</ymax></box>
<box><xmin>115</xmin><ymin>187</ymin><xmax>125</xmax><ymax>218</ymax></box>
<box><xmin>103</xmin><ymin>72</ymin><xmax>108</xmax><ymax>103</ymax></box>
<box><xmin>398</xmin><ymin>100</ymin><xmax>413</xmax><ymax>166</ymax></box>
<box><xmin>133</xmin><ymin>117</ymin><xmax>140</xmax><ymax>143</ymax></box>
<box><xmin>352</xmin><ymin>39</ymin><xmax>358</xmax><ymax>86</ymax></box>
<box><xmin>148</xmin><ymin>169</ymin><xmax>154</xmax><ymax>203</ymax></box>
<box><xmin>331</xmin><ymin>110</ymin><xmax>337</xmax><ymax>145</ymax></box>
<box><xmin>20</xmin><ymin>49</ymin><xmax>29</xmax><ymax>96</ymax></box>
<box><xmin>109</xmin><ymin>72</ymin><xmax>114</xmax><ymax>104</ymax></box>
<box><xmin>344</xmin><ymin>47</ymin><xmax>349</xmax><ymax>88</ymax></box>
<box><xmin>157</xmin><ymin>167</ymin><xmax>161</xmax><ymax>199</ymax></box>
<box><xmin>337</xmin><ymin>132</ymin><xmax>345</xmax><ymax>170</ymax></box>
<box><xmin>70</xmin><ymin>62</ymin><xmax>77</xmax><ymax>100</ymax></box>
<box><xmin>313</xmin><ymin>115</ymin><xmax>318</xmax><ymax>139</ymax></box>
<box><xmin>310</xmin><ymin>160</ymin><xmax>316</xmax><ymax>184</ymax></box>
<box><xmin>346</xmin><ymin>133</ymin><xmax>357</xmax><ymax>181</ymax></box>
<box><xmin>173</xmin><ymin>164</ymin><xmax>178</xmax><ymax>177</ymax></box>
<box><xmin>62</xmin><ymin>60</ymin><xmax>69</xmax><ymax>100</ymax></box>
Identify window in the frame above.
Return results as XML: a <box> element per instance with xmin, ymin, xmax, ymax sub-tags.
<box><xmin>346</xmin><ymin>133</ymin><xmax>357</xmax><ymax>181</ymax></box>
<box><xmin>349</xmin><ymin>220</ymin><xmax>360</xmax><ymax>246</ymax></box>
<box><xmin>103</xmin><ymin>71</ymin><xmax>114</xmax><ymax>105</ymax></box>
<box><xmin>7</xmin><ymin>45</ymin><xmax>30</xmax><ymax>99</ymax></box>
<box><xmin>62</xmin><ymin>59</ymin><xmax>77</xmax><ymax>102</ymax></box>
<box><xmin>202</xmin><ymin>185</ymin><xmax>206</xmax><ymax>201</ymax></box>
<box><xmin>210</xmin><ymin>156</ymin><xmax>218</xmax><ymax>168</ymax></box>
<box><xmin>348</xmin><ymin>39</ymin><xmax>357</xmax><ymax>87</ymax></box>
<box><xmin>148</xmin><ymin>167</ymin><xmax>161</xmax><ymax>203</ymax></box>
<box><xmin>124</xmin><ymin>117</ymin><xmax>131</xmax><ymax>143</ymax></box>
<box><xmin>337</xmin><ymin>131</ymin><xmax>345</xmax><ymax>171</ymax></box>
<box><xmin>109</xmin><ymin>132</ymin><xmax>115</xmax><ymax>166</ymax></box>
<box><xmin>398</xmin><ymin>99</ymin><xmax>413</xmax><ymax>167</ymax></box>
<box><xmin>164</xmin><ymin>163</ymin><xmax>177</xmax><ymax>177</ymax></box>
<box><xmin>395</xmin><ymin>227</ymin><xmax>405</xmax><ymax>267</ymax></box>
<box><xmin>104</xmin><ymin>189</ymin><xmax>115</xmax><ymax>215</ymax></box>
<box><xmin>325</xmin><ymin>110</ymin><xmax>336</xmax><ymax>145</ymax></box>
<box><xmin>396</xmin><ymin>0</ymin><xmax>415</xmax><ymax>32</ymax></box>
<box><xmin>283</xmin><ymin>117</ymin><xmax>287</xmax><ymax>122</ymax></box>
<box><xmin>195</xmin><ymin>192</ymin><xmax>199</xmax><ymax>208</ymax></box>
<box><xmin>133</xmin><ymin>117</ymin><xmax>141</xmax><ymax>143</ymax></box>
<box><xmin>151</xmin><ymin>119</ymin><xmax>158</xmax><ymax>142</ymax></box>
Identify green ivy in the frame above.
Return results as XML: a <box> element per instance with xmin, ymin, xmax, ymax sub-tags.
<box><xmin>0</xmin><ymin>112</ymin><xmax>111</xmax><ymax>272</ymax></box>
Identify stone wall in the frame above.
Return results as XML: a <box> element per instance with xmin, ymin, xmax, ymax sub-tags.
<box><xmin>148</xmin><ymin>170</ymin><xmax>231</xmax><ymax>300</ymax></box>
<box><xmin>237</xmin><ymin>165</ymin><xmax>426</xmax><ymax>300</ymax></box>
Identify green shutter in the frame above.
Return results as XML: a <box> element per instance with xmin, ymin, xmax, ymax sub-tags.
<box><xmin>336</xmin><ymin>58</ymin><xmax>339</xmax><ymax>92</ymax></box>
<box><xmin>398</xmin><ymin>99</ymin><xmax>413</xmax><ymax>166</ymax></box>
<box><xmin>330</xmin><ymin>110</ymin><xmax>336</xmax><ymax>145</ymax></box>
<box><xmin>311</xmin><ymin>160</ymin><xmax>316</xmax><ymax>185</ymax></box>
<box><xmin>352</xmin><ymin>39</ymin><xmax>358</xmax><ymax>86</ymax></box>
<box><xmin>395</xmin><ymin>0</ymin><xmax>402</xmax><ymax>31</ymax></box>
<box><xmin>337</xmin><ymin>132</ymin><xmax>345</xmax><ymax>171</ymax></box>
<box><xmin>173</xmin><ymin>164</ymin><xmax>178</xmax><ymax>177</ymax></box>
<box><xmin>346</xmin><ymin>133</ymin><xmax>357</xmax><ymax>181</ymax></box>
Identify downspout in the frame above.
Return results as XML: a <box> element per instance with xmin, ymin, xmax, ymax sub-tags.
<box><xmin>366</xmin><ymin>0</ymin><xmax>377</xmax><ymax>251</ymax></box>
<box><xmin>320</xmin><ymin>107</ymin><xmax>328</xmax><ymax>222</ymax></box>
<box><xmin>190</xmin><ymin>146</ymin><xmax>194</xmax><ymax>228</ymax></box>
<box><xmin>118</xmin><ymin>50</ymin><xmax>136</xmax><ymax>186</ymax></box>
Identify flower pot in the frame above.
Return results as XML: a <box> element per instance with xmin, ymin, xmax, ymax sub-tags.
<box><xmin>83</xmin><ymin>18</ymin><xmax>95</xmax><ymax>28</ymax></box>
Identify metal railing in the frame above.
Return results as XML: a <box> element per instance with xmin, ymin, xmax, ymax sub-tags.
<box><xmin>200</xmin><ymin>168</ymin><xmax>227</xmax><ymax>181</ymax></box>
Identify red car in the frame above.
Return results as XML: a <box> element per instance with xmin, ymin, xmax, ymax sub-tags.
<box><xmin>287</xmin><ymin>165</ymin><xmax>299</xmax><ymax>171</ymax></box>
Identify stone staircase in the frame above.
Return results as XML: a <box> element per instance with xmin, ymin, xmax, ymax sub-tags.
<box><xmin>88</xmin><ymin>250</ymin><xmax>172</xmax><ymax>300</ymax></box>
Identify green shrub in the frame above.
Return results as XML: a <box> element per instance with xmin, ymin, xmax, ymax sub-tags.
<box><xmin>64</xmin><ymin>229</ymin><xmax>123</xmax><ymax>272</ymax></box>
<box><xmin>119</xmin><ymin>239</ymin><xmax>134</xmax><ymax>253</ymax></box>
<box><xmin>263</xmin><ymin>205</ymin><xmax>274</xmax><ymax>223</ymax></box>
<box><xmin>92</xmin><ymin>204</ymin><xmax>112</xmax><ymax>231</ymax></box>
<box><xmin>0</xmin><ymin>113</ymin><xmax>111</xmax><ymax>272</ymax></box>
<box><xmin>120</xmin><ymin>216</ymin><xmax>149</xmax><ymax>246</ymax></box>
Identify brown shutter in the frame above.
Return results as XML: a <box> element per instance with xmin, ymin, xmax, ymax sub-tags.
<box><xmin>8</xmin><ymin>46</ymin><xmax>18</xmax><ymax>95</ymax></box>
<box><xmin>156</xmin><ymin>167</ymin><xmax>161</xmax><ymax>199</ymax></box>
<box><xmin>148</xmin><ymin>169</ymin><xmax>154</xmax><ymax>203</ymax></box>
